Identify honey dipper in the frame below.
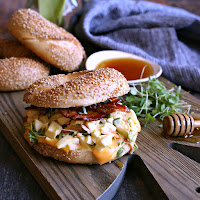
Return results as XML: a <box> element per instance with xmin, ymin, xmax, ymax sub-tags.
<box><xmin>163</xmin><ymin>114</ymin><xmax>200</xmax><ymax>136</ymax></box>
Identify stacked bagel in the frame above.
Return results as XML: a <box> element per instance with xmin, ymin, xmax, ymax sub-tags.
<box><xmin>0</xmin><ymin>8</ymin><xmax>85</xmax><ymax>91</ymax></box>
<box><xmin>0</xmin><ymin>39</ymin><xmax>50</xmax><ymax>91</ymax></box>
<box><xmin>1</xmin><ymin>8</ymin><xmax>141</xmax><ymax>165</ymax></box>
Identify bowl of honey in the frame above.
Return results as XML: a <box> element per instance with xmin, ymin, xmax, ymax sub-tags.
<box><xmin>85</xmin><ymin>50</ymin><xmax>162</xmax><ymax>84</ymax></box>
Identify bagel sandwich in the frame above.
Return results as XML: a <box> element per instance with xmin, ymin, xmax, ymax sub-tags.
<box><xmin>23</xmin><ymin>68</ymin><xmax>141</xmax><ymax>164</ymax></box>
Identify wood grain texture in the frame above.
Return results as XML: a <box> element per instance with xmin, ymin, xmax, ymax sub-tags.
<box><xmin>0</xmin><ymin>77</ymin><xmax>200</xmax><ymax>200</ymax></box>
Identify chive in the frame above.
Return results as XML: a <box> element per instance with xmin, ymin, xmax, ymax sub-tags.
<box><xmin>128</xmin><ymin>132</ymin><xmax>134</xmax><ymax>142</ymax></box>
<box><xmin>117</xmin><ymin>148</ymin><xmax>125</xmax><ymax>157</ymax></box>
<box><xmin>113</xmin><ymin>118</ymin><xmax>121</xmax><ymax>126</ymax></box>
<box><xmin>50</xmin><ymin>108</ymin><xmax>58</xmax><ymax>117</ymax></box>
<box><xmin>29</xmin><ymin>131</ymin><xmax>38</xmax><ymax>144</ymax></box>
<box><xmin>28</xmin><ymin>121</ymin><xmax>45</xmax><ymax>144</ymax></box>
<box><xmin>118</xmin><ymin>141</ymin><xmax>125</xmax><ymax>146</ymax></box>
<box><xmin>104</xmin><ymin>99</ymin><xmax>112</xmax><ymax>103</ymax></box>
<box><xmin>81</xmin><ymin>132</ymin><xmax>89</xmax><ymax>136</ymax></box>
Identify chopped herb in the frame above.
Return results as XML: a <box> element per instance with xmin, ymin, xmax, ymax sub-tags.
<box><xmin>128</xmin><ymin>132</ymin><xmax>134</xmax><ymax>142</ymax></box>
<box><xmin>121</xmin><ymin>77</ymin><xmax>191</xmax><ymax>126</ymax></box>
<box><xmin>104</xmin><ymin>99</ymin><xmax>112</xmax><ymax>103</ymax></box>
<box><xmin>130</xmin><ymin>143</ymin><xmax>138</xmax><ymax>154</ymax></box>
<box><xmin>113</xmin><ymin>118</ymin><xmax>121</xmax><ymax>126</ymax></box>
<box><xmin>117</xmin><ymin>148</ymin><xmax>125</xmax><ymax>157</ymax></box>
<box><xmin>29</xmin><ymin>132</ymin><xmax>38</xmax><ymax>144</ymax></box>
<box><xmin>81</xmin><ymin>132</ymin><xmax>89</xmax><ymax>136</ymax></box>
<box><xmin>100</xmin><ymin>118</ymin><xmax>107</xmax><ymax>124</ymax></box>
<box><xmin>28</xmin><ymin>121</ymin><xmax>45</xmax><ymax>144</ymax></box>
<box><xmin>45</xmin><ymin>108</ymin><xmax>57</xmax><ymax>117</ymax></box>
<box><xmin>107</xmin><ymin>114</ymin><xmax>111</xmax><ymax>118</ymax></box>
<box><xmin>78</xmin><ymin>107</ymin><xmax>88</xmax><ymax>114</ymax></box>
<box><xmin>118</xmin><ymin>141</ymin><xmax>125</xmax><ymax>146</ymax></box>
<box><xmin>57</xmin><ymin>132</ymin><xmax>66</xmax><ymax>139</ymax></box>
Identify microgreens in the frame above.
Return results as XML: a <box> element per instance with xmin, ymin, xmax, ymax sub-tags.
<box><xmin>121</xmin><ymin>77</ymin><xmax>191</xmax><ymax>126</ymax></box>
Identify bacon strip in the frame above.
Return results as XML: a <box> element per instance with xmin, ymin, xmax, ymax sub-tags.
<box><xmin>60</xmin><ymin>108</ymin><xmax>106</xmax><ymax>121</ymax></box>
<box><xmin>60</xmin><ymin>98</ymin><xmax>129</xmax><ymax>121</ymax></box>
<box><xmin>95</xmin><ymin>102</ymin><xmax>129</xmax><ymax>114</ymax></box>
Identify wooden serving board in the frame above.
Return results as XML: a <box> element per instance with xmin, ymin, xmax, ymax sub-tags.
<box><xmin>0</xmin><ymin>77</ymin><xmax>200</xmax><ymax>200</ymax></box>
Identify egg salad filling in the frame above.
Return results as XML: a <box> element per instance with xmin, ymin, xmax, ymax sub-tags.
<box><xmin>24</xmin><ymin>106</ymin><xmax>141</xmax><ymax>164</ymax></box>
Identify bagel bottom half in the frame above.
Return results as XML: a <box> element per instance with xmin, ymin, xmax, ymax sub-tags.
<box><xmin>33</xmin><ymin>143</ymin><xmax>99</xmax><ymax>164</ymax></box>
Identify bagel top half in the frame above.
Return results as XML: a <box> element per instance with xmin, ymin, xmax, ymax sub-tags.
<box><xmin>8</xmin><ymin>9</ymin><xmax>85</xmax><ymax>72</ymax></box>
<box><xmin>23</xmin><ymin>68</ymin><xmax>130</xmax><ymax>108</ymax></box>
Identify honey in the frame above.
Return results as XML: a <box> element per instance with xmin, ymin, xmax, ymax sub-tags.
<box><xmin>167</xmin><ymin>128</ymin><xmax>200</xmax><ymax>143</ymax></box>
<box><xmin>97</xmin><ymin>58</ymin><xmax>154</xmax><ymax>81</ymax></box>
<box><xmin>115</xmin><ymin>161</ymin><xmax>124</xmax><ymax>168</ymax></box>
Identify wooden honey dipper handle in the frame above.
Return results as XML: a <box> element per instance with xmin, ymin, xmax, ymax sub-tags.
<box><xmin>163</xmin><ymin>114</ymin><xmax>200</xmax><ymax>137</ymax></box>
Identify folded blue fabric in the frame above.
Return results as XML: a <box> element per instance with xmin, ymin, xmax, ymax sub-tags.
<box><xmin>70</xmin><ymin>0</ymin><xmax>200</xmax><ymax>92</ymax></box>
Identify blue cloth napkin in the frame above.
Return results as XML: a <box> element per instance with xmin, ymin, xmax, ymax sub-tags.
<box><xmin>70</xmin><ymin>0</ymin><xmax>200</xmax><ymax>92</ymax></box>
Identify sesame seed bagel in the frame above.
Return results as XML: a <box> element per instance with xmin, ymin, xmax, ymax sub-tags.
<box><xmin>0</xmin><ymin>39</ymin><xmax>34</xmax><ymax>58</ymax></box>
<box><xmin>8</xmin><ymin>9</ymin><xmax>85</xmax><ymax>72</ymax></box>
<box><xmin>0</xmin><ymin>57</ymin><xmax>50</xmax><ymax>91</ymax></box>
<box><xmin>33</xmin><ymin>142</ymin><xmax>99</xmax><ymax>164</ymax></box>
<box><xmin>32</xmin><ymin>142</ymin><xmax>130</xmax><ymax>164</ymax></box>
<box><xmin>23</xmin><ymin>68</ymin><xmax>130</xmax><ymax>108</ymax></box>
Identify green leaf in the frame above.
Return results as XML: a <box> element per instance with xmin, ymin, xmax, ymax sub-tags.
<box><xmin>38</xmin><ymin>0</ymin><xmax>66</xmax><ymax>26</ymax></box>
<box><xmin>130</xmin><ymin>87</ymin><xmax>138</xmax><ymax>95</ymax></box>
<box><xmin>161</xmin><ymin>104</ymin><xmax>165</xmax><ymax>111</ymax></box>
<box><xmin>144</xmin><ymin>113</ymin><xmax>155</xmax><ymax>126</ymax></box>
<box><xmin>25</xmin><ymin>0</ymin><xmax>38</xmax><ymax>8</ymax></box>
